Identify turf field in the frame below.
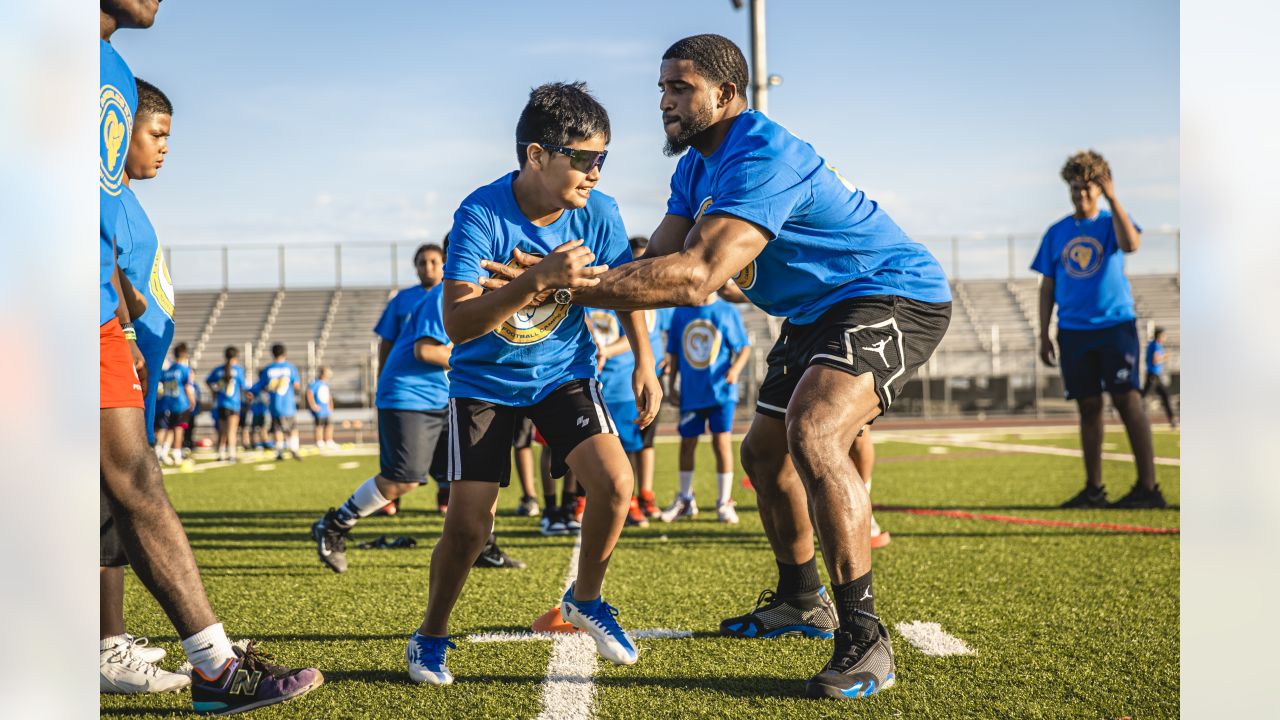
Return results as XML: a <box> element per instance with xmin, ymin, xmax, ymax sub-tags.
<box><xmin>101</xmin><ymin>427</ymin><xmax>1180</xmax><ymax>719</ymax></box>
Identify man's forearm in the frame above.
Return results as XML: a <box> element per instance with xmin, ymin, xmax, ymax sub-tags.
<box><xmin>1038</xmin><ymin>280</ymin><xmax>1055</xmax><ymax>338</ymax></box>
<box><xmin>445</xmin><ymin>274</ymin><xmax>545</xmax><ymax>344</ymax></box>
<box><xmin>574</xmin><ymin>254</ymin><xmax>712</xmax><ymax>310</ymax></box>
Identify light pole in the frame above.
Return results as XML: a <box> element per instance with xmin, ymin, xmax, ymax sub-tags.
<box><xmin>731</xmin><ymin>0</ymin><xmax>781</xmax><ymax>113</ymax></box>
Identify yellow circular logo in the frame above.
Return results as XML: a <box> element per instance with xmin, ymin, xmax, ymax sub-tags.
<box><xmin>682</xmin><ymin>319</ymin><xmax>721</xmax><ymax>370</ymax></box>
<box><xmin>732</xmin><ymin>260</ymin><xmax>757</xmax><ymax>290</ymax></box>
<box><xmin>694</xmin><ymin>196</ymin><xmax>713</xmax><ymax>221</ymax></box>
<box><xmin>100</xmin><ymin>84</ymin><xmax>131</xmax><ymax>196</ymax></box>
<box><xmin>589</xmin><ymin>310</ymin><xmax>621</xmax><ymax>346</ymax></box>
<box><xmin>1062</xmin><ymin>236</ymin><xmax>1105</xmax><ymax>279</ymax></box>
<box><xmin>495</xmin><ymin>302</ymin><xmax>572</xmax><ymax>345</ymax></box>
<box><xmin>149</xmin><ymin>246</ymin><xmax>175</xmax><ymax>319</ymax></box>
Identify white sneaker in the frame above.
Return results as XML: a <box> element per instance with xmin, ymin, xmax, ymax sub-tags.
<box><xmin>100</xmin><ymin>638</ymin><xmax>190</xmax><ymax>694</ymax></box>
<box><xmin>659</xmin><ymin>494</ymin><xmax>698</xmax><ymax>523</ymax></box>
<box><xmin>120</xmin><ymin>634</ymin><xmax>165</xmax><ymax>663</ymax></box>
<box><xmin>716</xmin><ymin>500</ymin><xmax>739</xmax><ymax>524</ymax></box>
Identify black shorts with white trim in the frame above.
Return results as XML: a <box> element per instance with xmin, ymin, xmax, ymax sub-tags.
<box><xmin>447</xmin><ymin>378</ymin><xmax>618</xmax><ymax>484</ymax></box>
<box><xmin>756</xmin><ymin>294</ymin><xmax>951</xmax><ymax>420</ymax></box>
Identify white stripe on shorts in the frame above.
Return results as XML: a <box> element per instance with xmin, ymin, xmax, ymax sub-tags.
<box><xmin>589</xmin><ymin>381</ymin><xmax>617</xmax><ymax>436</ymax></box>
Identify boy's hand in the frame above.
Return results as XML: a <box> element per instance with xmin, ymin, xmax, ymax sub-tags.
<box><xmin>480</xmin><ymin>249</ymin><xmax>554</xmax><ymax>305</ymax></box>
<box><xmin>725</xmin><ymin>366</ymin><xmax>741</xmax><ymax>385</ymax></box>
<box><xmin>531</xmin><ymin>239</ymin><xmax>607</xmax><ymax>291</ymax></box>
<box><xmin>129</xmin><ymin>339</ymin><xmax>148</xmax><ymax>388</ymax></box>
<box><xmin>632</xmin><ymin>367</ymin><xmax>663</xmax><ymax>429</ymax></box>
<box><xmin>1038</xmin><ymin>333</ymin><xmax>1057</xmax><ymax>367</ymax></box>
<box><xmin>1094</xmin><ymin>175</ymin><xmax>1116</xmax><ymax>203</ymax></box>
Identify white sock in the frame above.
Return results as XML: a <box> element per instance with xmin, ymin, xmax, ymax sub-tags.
<box><xmin>289</xmin><ymin>435</ymin><xmax>300</xmax><ymax>452</ymax></box>
<box><xmin>678</xmin><ymin>471</ymin><xmax>695</xmax><ymax>499</ymax></box>
<box><xmin>100</xmin><ymin>633</ymin><xmax>128</xmax><ymax>653</ymax></box>
<box><xmin>716</xmin><ymin>472</ymin><xmax>733</xmax><ymax>506</ymax></box>
<box><xmin>181</xmin><ymin>623</ymin><xmax>236</xmax><ymax>681</ymax></box>
<box><xmin>336</xmin><ymin>477</ymin><xmax>390</xmax><ymax>527</ymax></box>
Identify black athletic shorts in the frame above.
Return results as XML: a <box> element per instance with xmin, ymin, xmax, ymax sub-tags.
<box><xmin>757</xmin><ymin>295</ymin><xmax>951</xmax><ymax>419</ymax></box>
<box><xmin>378</xmin><ymin>408</ymin><xmax>448</xmax><ymax>483</ymax></box>
<box><xmin>1057</xmin><ymin>321</ymin><xmax>1141</xmax><ymax>400</ymax></box>
<box><xmin>164</xmin><ymin>409</ymin><xmax>192</xmax><ymax>430</ymax></box>
<box><xmin>215</xmin><ymin>407</ymin><xmax>237</xmax><ymax>423</ymax></box>
<box><xmin>269</xmin><ymin>414</ymin><xmax>297</xmax><ymax>433</ymax></box>
<box><xmin>639</xmin><ymin>417</ymin><xmax>658</xmax><ymax>449</ymax></box>
<box><xmin>512</xmin><ymin>417</ymin><xmax>535</xmax><ymax>449</ymax></box>
<box><xmin>100</xmin><ymin>486</ymin><xmax>127</xmax><ymax>567</ymax></box>
<box><xmin>313</xmin><ymin>414</ymin><xmax>331</xmax><ymax>428</ymax></box>
<box><xmin>448</xmin><ymin>378</ymin><xmax>618</xmax><ymax>484</ymax></box>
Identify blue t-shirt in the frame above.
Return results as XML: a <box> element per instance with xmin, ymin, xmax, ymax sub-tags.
<box><xmin>100</xmin><ymin>39</ymin><xmax>138</xmax><ymax>326</ymax></box>
<box><xmin>376</xmin><ymin>284</ymin><xmax>451</xmax><ymax>411</ymax></box>
<box><xmin>116</xmin><ymin>187</ymin><xmax>177</xmax><ymax>438</ymax></box>
<box><xmin>160</xmin><ymin>363</ymin><xmax>194</xmax><ymax>415</ymax></box>
<box><xmin>587</xmin><ymin>309</ymin><xmax>636</xmax><ymax>404</ymax></box>
<box><xmin>1031</xmin><ymin>210</ymin><xmax>1140</xmax><ymax>330</ymax></box>
<box><xmin>644</xmin><ymin>308</ymin><xmax>674</xmax><ymax>374</ymax></box>
<box><xmin>253</xmin><ymin>361</ymin><xmax>301</xmax><ymax>417</ymax></box>
<box><xmin>308</xmin><ymin>380</ymin><xmax>332</xmax><ymax>416</ymax></box>
<box><xmin>206</xmin><ymin>364</ymin><xmax>246</xmax><ymax>413</ymax></box>
<box><xmin>667</xmin><ymin>299</ymin><xmax>750</xmax><ymax>410</ymax></box>
<box><xmin>374</xmin><ymin>284</ymin><xmax>429</xmax><ymax>342</ymax></box>
<box><xmin>444</xmin><ymin>172</ymin><xmax>632</xmax><ymax>406</ymax></box>
<box><xmin>666</xmin><ymin>110</ymin><xmax>950</xmax><ymax>325</ymax></box>
<box><xmin>1146</xmin><ymin>340</ymin><xmax>1164</xmax><ymax>376</ymax></box>
<box><xmin>251</xmin><ymin>394</ymin><xmax>268</xmax><ymax>418</ymax></box>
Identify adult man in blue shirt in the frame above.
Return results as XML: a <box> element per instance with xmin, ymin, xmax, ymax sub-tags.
<box><xmin>1143</xmin><ymin>327</ymin><xmax>1177</xmax><ymax>428</ymax></box>
<box><xmin>1034</xmin><ymin>150</ymin><xmax>1164</xmax><ymax>509</ymax></box>
<box><xmin>483</xmin><ymin>35</ymin><xmax>948</xmax><ymax>700</ymax></box>
<box><xmin>252</xmin><ymin>344</ymin><xmax>302</xmax><ymax>461</ymax></box>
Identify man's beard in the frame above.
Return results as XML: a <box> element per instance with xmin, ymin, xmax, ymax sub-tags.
<box><xmin>663</xmin><ymin>104</ymin><xmax>716</xmax><ymax>157</ymax></box>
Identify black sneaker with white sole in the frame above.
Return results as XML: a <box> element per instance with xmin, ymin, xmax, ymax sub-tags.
<box><xmin>473</xmin><ymin>536</ymin><xmax>527</xmax><ymax>569</ymax></box>
<box><xmin>1110</xmin><ymin>482</ymin><xmax>1168</xmax><ymax>509</ymax></box>
<box><xmin>310</xmin><ymin>509</ymin><xmax>349</xmax><ymax>573</ymax></box>
<box><xmin>805</xmin><ymin>615</ymin><xmax>897</xmax><ymax>699</ymax></box>
<box><xmin>540</xmin><ymin>507</ymin><xmax>570</xmax><ymax>536</ymax></box>
<box><xmin>1060</xmin><ymin>485</ymin><xmax>1109</xmax><ymax>508</ymax></box>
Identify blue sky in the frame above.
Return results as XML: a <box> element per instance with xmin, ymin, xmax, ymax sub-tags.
<box><xmin>112</xmin><ymin>0</ymin><xmax>1178</xmax><ymax>287</ymax></box>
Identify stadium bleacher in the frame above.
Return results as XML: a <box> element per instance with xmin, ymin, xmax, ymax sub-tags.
<box><xmin>171</xmin><ymin>274</ymin><xmax>1179</xmax><ymax>414</ymax></box>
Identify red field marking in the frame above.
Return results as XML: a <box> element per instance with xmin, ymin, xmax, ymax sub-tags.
<box><xmin>875</xmin><ymin>505</ymin><xmax>1180</xmax><ymax>535</ymax></box>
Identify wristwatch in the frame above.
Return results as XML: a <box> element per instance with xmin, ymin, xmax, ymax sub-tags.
<box><xmin>553</xmin><ymin>288</ymin><xmax>573</xmax><ymax>305</ymax></box>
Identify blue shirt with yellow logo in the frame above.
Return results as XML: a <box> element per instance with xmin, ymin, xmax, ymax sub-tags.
<box><xmin>253</xmin><ymin>361</ymin><xmax>302</xmax><ymax>417</ymax></box>
<box><xmin>116</xmin><ymin>187</ymin><xmax>177</xmax><ymax>441</ymax></box>
<box><xmin>667</xmin><ymin>299</ymin><xmax>750</xmax><ymax>411</ymax></box>
<box><xmin>1031</xmin><ymin>210</ymin><xmax>1139</xmax><ymax>330</ymax></box>
<box><xmin>374</xmin><ymin>284</ymin><xmax>428</xmax><ymax>342</ymax></box>
<box><xmin>666</xmin><ymin>110</ymin><xmax>950</xmax><ymax>325</ymax></box>
<box><xmin>100</xmin><ymin>39</ymin><xmax>137</xmax><ymax>326</ymax></box>
<box><xmin>160</xmin><ymin>362</ymin><xmax>194</xmax><ymax>416</ymax></box>
<box><xmin>377</xmin><ymin>284</ymin><xmax>451</xmax><ymax>411</ymax></box>
<box><xmin>444</xmin><ymin>172</ymin><xmax>632</xmax><ymax>406</ymax></box>
<box><xmin>587</xmin><ymin>309</ymin><xmax>636</xmax><ymax>404</ymax></box>
<box><xmin>206</xmin><ymin>364</ymin><xmax>247</xmax><ymax>413</ymax></box>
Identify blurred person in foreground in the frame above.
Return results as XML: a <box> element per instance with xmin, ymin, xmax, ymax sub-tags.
<box><xmin>1034</xmin><ymin>150</ymin><xmax>1165</xmax><ymax>509</ymax></box>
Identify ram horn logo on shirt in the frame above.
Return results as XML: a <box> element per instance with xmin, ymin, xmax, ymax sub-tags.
<box><xmin>694</xmin><ymin>196</ymin><xmax>713</xmax><ymax>222</ymax></box>
<box><xmin>149</xmin><ymin>246</ymin><xmax>175</xmax><ymax>319</ymax></box>
<box><xmin>732</xmin><ymin>260</ymin><xmax>757</xmax><ymax>290</ymax></box>
<box><xmin>682</xmin><ymin>319</ymin><xmax>722</xmax><ymax>370</ymax></box>
<box><xmin>588</xmin><ymin>310</ymin><xmax>621</xmax><ymax>346</ymax></box>
<box><xmin>1062</xmin><ymin>236</ymin><xmax>1105</xmax><ymax>279</ymax></box>
<box><xmin>100</xmin><ymin>84</ymin><xmax>132</xmax><ymax>196</ymax></box>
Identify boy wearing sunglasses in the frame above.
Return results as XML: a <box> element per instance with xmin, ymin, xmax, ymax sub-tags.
<box><xmin>405</xmin><ymin>82</ymin><xmax>662</xmax><ymax>685</ymax></box>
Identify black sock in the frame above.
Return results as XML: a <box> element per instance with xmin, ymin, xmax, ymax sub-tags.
<box><xmin>544</xmin><ymin>492</ymin><xmax>557</xmax><ymax>510</ymax></box>
<box><xmin>776</xmin><ymin>558</ymin><xmax>822</xmax><ymax>598</ymax></box>
<box><xmin>832</xmin><ymin>570</ymin><xmax>877</xmax><ymax>628</ymax></box>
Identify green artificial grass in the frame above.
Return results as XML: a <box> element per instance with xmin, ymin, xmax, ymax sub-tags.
<box><xmin>102</xmin><ymin>434</ymin><xmax>1178</xmax><ymax>719</ymax></box>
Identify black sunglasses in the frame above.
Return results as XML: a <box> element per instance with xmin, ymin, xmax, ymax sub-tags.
<box><xmin>520</xmin><ymin>142</ymin><xmax>608</xmax><ymax>174</ymax></box>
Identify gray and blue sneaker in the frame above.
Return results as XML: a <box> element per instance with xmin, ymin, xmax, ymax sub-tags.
<box><xmin>560</xmin><ymin>585</ymin><xmax>637</xmax><ymax>665</ymax></box>
<box><xmin>805</xmin><ymin>616</ymin><xmax>897</xmax><ymax>699</ymax></box>
<box><xmin>720</xmin><ymin>588</ymin><xmax>838</xmax><ymax>639</ymax></box>
<box><xmin>406</xmin><ymin>633</ymin><xmax>456</xmax><ymax>685</ymax></box>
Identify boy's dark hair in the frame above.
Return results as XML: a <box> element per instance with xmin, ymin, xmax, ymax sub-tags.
<box><xmin>629</xmin><ymin>235</ymin><xmax>649</xmax><ymax>255</ymax></box>
<box><xmin>173</xmin><ymin>342</ymin><xmax>189</xmax><ymax>357</ymax></box>
<box><xmin>272</xmin><ymin>343</ymin><xmax>286</xmax><ymax>358</ymax></box>
<box><xmin>223</xmin><ymin>346</ymin><xmax>239</xmax><ymax>361</ymax></box>
<box><xmin>414</xmin><ymin>242</ymin><xmax>444</xmax><ymax>265</ymax></box>
<box><xmin>135</xmin><ymin>77</ymin><xmax>173</xmax><ymax>120</ymax></box>
<box><xmin>514</xmin><ymin>82</ymin><xmax>611</xmax><ymax>167</ymax></box>
<box><xmin>1061</xmin><ymin>150</ymin><xmax>1111</xmax><ymax>185</ymax></box>
<box><xmin>662</xmin><ymin>34</ymin><xmax>749</xmax><ymax>98</ymax></box>
<box><xmin>1154</xmin><ymin>327</ymin><xmax>1166</xmax><ymax>337</ymax></box>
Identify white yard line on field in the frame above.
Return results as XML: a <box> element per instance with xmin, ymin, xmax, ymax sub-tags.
<box><xmin>535</xmin><ymin>535</ymin><xmax>596</xmax><ymax>720</ymax></box>
<box><xmin>895</xmin><ymin>621</ymin><xmax>975</xmax><ymax>657</ymax></box>
<box><xmin>891</xmin><ymin>434</ymin><xmax>1180</xmax><ymax>466</ymax></box>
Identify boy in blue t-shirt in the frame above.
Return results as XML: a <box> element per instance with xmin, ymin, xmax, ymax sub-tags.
<box><xmin>587</xmin><ymin>308</ymin><xmax>652</xmax><ymax>528</ymax></box>
<box><xmin>205</xmin><ymin>346</ymin><xmax>247</xmax><ymax>462</ymax></box>
<box><xmin>405</xmin><ymin>83</ymin><xmax>661</xmax><ymax>685</ymax></box>
<box><xmin>306</xmin><ymin>367</ymin><xmax>335</xmax><ymax>449</ymax></box>
<box><xmin>1142</xmin><ymin>327</ymin><xmax>1177</xmax><ymax>427</ymax></box>
<box><xmin>251</xmin><ymin>343</ymin><xmax>302</xmax><ymax>461</ymax></box>
<box><xmin>661</xmin><ymin>294</ymin><xmax>750</xmax><ymax>525</ymax></box>
<box><xmin>1033</xmin><ymin>150</ymin><xmax>1163</xmax><ymax>509</ymax></box>
<box><xmin>156</xmin><ymin>343</ymin><xmax>195</xmax><ymax>465</ymax></box>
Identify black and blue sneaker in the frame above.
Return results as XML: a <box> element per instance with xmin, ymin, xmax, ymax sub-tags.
<box><xmin>720</xmin><ymin>588</ymin><xmax>838</xmax><ymax>639</ymax></box>
<box><xmin>190</xmin><ymin>641</ymin><xmax>323</xmax><ymax>715</ymax></box>
<box><xmin>805</xmin><ymin>615</ymin><xmax>897</xmax><ymax>699</ymax></box>
<box><xmin>560</xmin><ymin>584</ymin><xmax>637</xmax><ymax>665</ymax></box>
<box><xmin>406</xmin><ymin>633</ymin><xmax>456</xmax><ymax>685</ymax></box>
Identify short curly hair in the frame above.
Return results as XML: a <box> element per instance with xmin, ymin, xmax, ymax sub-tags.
<box><xmin>1061</xmin><ymin>150</ymin><xmax>1111</xmax><ymax>185</ymax></box>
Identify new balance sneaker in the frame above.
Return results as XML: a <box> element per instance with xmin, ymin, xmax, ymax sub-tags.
<box><xmin>474</xmin><ymin>537</ymin><xmax>527</xmax><ymax>569</ymax></box>
<box><xmin>1061</xmin><ymin>485</ymin><xmax>1109</xmax><ymax>508</ymax></box>
<box><xmin>406</xmin><ymin>633</ymin><xmax>456</xmax><ymax>685</ymax></box>
<box><xmin>310</xmin><ymin>509</ymin><xmax>349</xmax><ymax>573</ymax></box>
<box><xmin>720</xmin><ymin>588</ymin><xmax>838</xmax><ymax>639</ymax></box>
<box><xmin>540</xmin><ymin>507</ymin><xmax>570</xmax><ymax>537</ymax></box>
<box><xmin>100</xmin><ymin>638</ymin><xmax>191</xmax><ymax>694</ymax></box>
<box><xmin>560</xmin><ymin>585</ymin><xmax>637</xmax><ymax>665</ymax></box>
<box><xmin>638</xmin><ymin>490</ymin><xmax>660</xmax><ymax>519</ymax></box>
<box><xmin>190</xmin><ymin>641</ymin><xmax>323</xmax><ymax>715</ymax></box>
<box><xmin>516</xmin><ymin>495</ymin><xmax>540</xmax><ymax>517</ymax></box>
<box><xmin>716</xmin><ymin>500</ymin><xmax>739</xmax><ymax>524</ymax></box>
<box><xmin>625</xmin><ymin>497</ymin><xmax>650</xmax><ymax>528</ymax></box>
<box><xmin>804</xmin><ymin>616</ymin><xmax>897</xmax><ymax>699</ymax></box>
<box><xmin>869</xmin><ymin>515</ymin><xmax>891</xmax><ymax>549</ymax></box>
<box><xmin>1110</xmin><ymin>482</ymin><xmax>1168</xmax><ymax>509</ymax></box>
<box><xmin>659</xmin><ymin>494</ymin><xmax>698</xmax><ymax>523</ymax></box>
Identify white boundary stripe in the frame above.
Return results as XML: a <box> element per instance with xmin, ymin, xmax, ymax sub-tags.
<box><xmin>896</xmin><ymin>434</ymin><xmax>1180</xmax><ymax>466</ymax></box>
<box><xmin>468</xmin><ymin>629</ymin><xmax>692</xmax><ymax>644</ymax></box>
<box><xmin>535</xmin><ymin>535</ymin><xmax>596</xmax><ymax>720</ymax></box>
<box><xmin>895</xmin><ymin>621</ymin><xmax>975</xmax><ymax>657</ymax></box>
<box><xmin>338</xmin><ymin>461</ymin><xmax>360</xmax><ymax>469</ymax></box>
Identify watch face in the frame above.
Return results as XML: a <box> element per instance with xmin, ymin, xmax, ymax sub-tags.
<box><xmin>554</xmin><ymin>289</ymin><xmax>572</xmax><ymax>305</ymax></box>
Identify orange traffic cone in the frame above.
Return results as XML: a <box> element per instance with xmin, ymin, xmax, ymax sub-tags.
<box><xmin>531</xmin><ymin>605</ymin><xmax>581</xmax><ymax>633</ymax></box>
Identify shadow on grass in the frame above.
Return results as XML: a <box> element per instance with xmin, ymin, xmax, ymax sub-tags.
<box><xmin>876</xmin><ymin>504</ymin><xmax>1181</xmax><ymax>512</ymax></box>
<box><xmin>890</xmin><ymin>530</ymin><xmax>1179</xmax><ymax>538</ymax></box>
<box><xmin>594</xmin><ymin>673</ymin><xmax>808</xmax><ymax>699</ymax></box>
